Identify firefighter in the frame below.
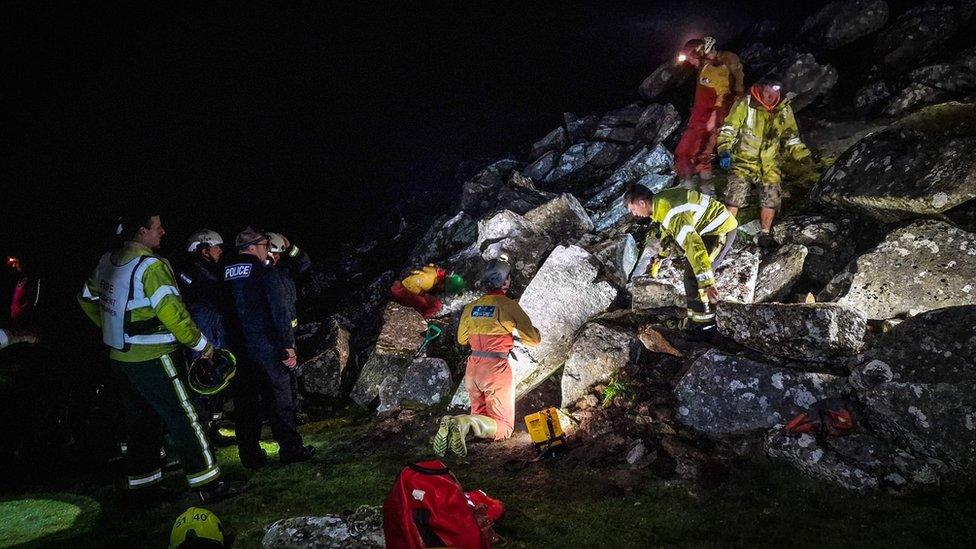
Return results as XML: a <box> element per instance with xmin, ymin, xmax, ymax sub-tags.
<box><xmin>78</xmin><ymin>211</ymin><xmax>239</xmax><ymax>503</ymax></box>
<box><xmin>223</xmin><ymin>228</ymin><xmax>314</xmax><ymax>468</ymax></box>
<box><xmin>674</xmin><ymin>36</ymin><xmax>745</xmax><ymax>193</ymax></box>
<box><xmin>432</xmin><ymin>255</ymin><xmax>541</xmax><ymax>457</ymax></box>
<box><xmin>625</xmin><ymin>183</ymin><xmax>738</xmax><ymax>329</ymax></box>
<box><xmin>266</xmin><ymin>232</ymin><xmax>311</xmax><ymax>329</ymax></box>
<box><xmin>717</xmin><ymin>79</ymin><xmax>813</xmax><ymax>244</ymax></box>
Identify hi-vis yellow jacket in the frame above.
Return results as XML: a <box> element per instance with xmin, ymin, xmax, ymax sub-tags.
<box><xmin>402</xmin><ymin>264</ymin><xmax>442</xmax><ymax>295</ymax></box>
<box><xmin>716</xmin><ymin>96</ymin><xmax>810</xmax><ymax>185</ymax></box>
<box><xmin>458</xmin><ymin>293</ymin><xmax>541</xmax><ymax>355</ymax></box>
<box><xmin>648</xmin><ymin>188</ymin><xmax>738</xmax><ymax>289</ymax></box>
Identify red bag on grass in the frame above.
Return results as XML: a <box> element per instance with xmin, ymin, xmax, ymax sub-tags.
<box><xmin>383</xmin><ymin>460</ymin><xmax>502</xmax><ymax>548</ymax></box>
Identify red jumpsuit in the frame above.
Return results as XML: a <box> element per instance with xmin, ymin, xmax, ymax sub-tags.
<box><xmin>457</xmin><ymin>291</ymin><xmax>541</xmax><ymax>439</ymax></box>
<box><xmin>674</xmin><ymin>51</ymin><xmax>744</xmax><ymax>181</ymax></box>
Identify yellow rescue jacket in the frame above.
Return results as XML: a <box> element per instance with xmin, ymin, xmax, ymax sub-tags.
<box><xmin>716</xmin><ymin>96</ymin><xmax>810</xmax><ymax>185</ymax></box>
<box><xmin>648</xmin><ymin>188</ymin><xmax>738</xmax><ymax>289</ymax></box>
<box><xmin>401</xmin><ymin>264</ymin><xmax>443</xmax><ymax>295</ymax></box>
<box><xmin>458</xmin><ymin>292</ymin><xmax>541</xmax><ymax>355</ymax></box>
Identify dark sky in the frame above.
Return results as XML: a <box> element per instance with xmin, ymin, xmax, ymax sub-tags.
<box><xmin>1</xmin><ymin>1</ymin><xmax>831</xmax><ymax>305</ymax></box>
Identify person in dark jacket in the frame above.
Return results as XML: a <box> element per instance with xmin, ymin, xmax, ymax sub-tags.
<box><xmin>266</xmin><ymin>232</ymin><xmax>311</xmax><ymax>329</ymax></box>
<box><xmin>178</xmin><ymin>230</ymin><xmax>228</xmax><ymax>352</ymax></box>
<box><xmin>223</xmin><ymin>228</ymin><xmax>314</xmax><ymax>468</ymax></box>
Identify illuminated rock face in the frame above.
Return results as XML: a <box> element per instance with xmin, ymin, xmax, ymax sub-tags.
<box><xmin>771</xmin><ymin>214</ymin><xmax>854</xmax><ymax>285</ymax></box>
<box><xmin>297</xmin><ymin>318</ymin><xmax>350</xmax><ymax>399</ymax></box>
<box><xmin>674</xmin><ymin>349</ymin><xmax>846</xmax><ymax>438</ymax></box>
<box><xmin>715</xmin><ymin>302</ymin><xmax>867</xmax><ymax>362</ymax></box>
<box><xmin>560</xmin><ymin>322</ymin><xmax>640</xmax><ymax>408</ymax></box>
<box><xmin>821</xmin><ymin>220</ymin><xmax>976</xmax><ymax>320</ymax></box>
<box><xmin>754</xmin><ymin>244</ymin><xmax>808</xmax><ymax>303</ymax></box>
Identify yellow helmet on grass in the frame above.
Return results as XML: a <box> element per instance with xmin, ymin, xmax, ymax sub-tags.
<box><xmin>170</xmin><ymin>507</ymin><xmax>226</xmax><ymax>548</ymax></box>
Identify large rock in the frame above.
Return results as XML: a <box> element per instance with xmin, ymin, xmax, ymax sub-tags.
<box><xmin>523</xmin><ymin>193</ymin><xmax>594</xmax><ymax>243</ymax></box>
<box><xmin>584</xmin><ymin>145</ymin><xmax>674</xmax><ymax>211</ymax></box>
<box><xmin>579</xmin><ymin>233</ymin><xmax>639</xmax><ymax>287</ymax></box>
<box><xmin>410</xmin><ymin>212</ymin><xmax>478</xmax><ymax>265</ymax></box>
<box><xmin>373</xmin><ymin>303</ymin><xmax>427</xmax><ymax>356</ymax></box>
<box><xmin>542</xmin><ymin>141</ymin><xmax>626</xmax><ymax>194</ymax></box>
<box><xmin>884</xmin><ymin>83</ymin><xmax>948</xmax><ymax>116</ymax></box>
<box><xmin>773</xmin><ymin>53</ymin><xmax>838</xmax><ymax>112</ymax></box>
<box><xmin>494</xmin><ymin>172</ymin><xmax>557</xmax><ymax>215</ymax></box>
<box><xmin>766</xmin><ymin>431</ymin><xmax>943</xmax><ymax>492</ymax></box>
<box><xmin>523</xmin><ymin>150</ymin><xmax>557</xmax><ymax>182</ymax></box>
<box><xmin>811</xmin><ymin>103</ymin><xmax>976</xmax><ymax>222</ymax></box>
<box><xmin>800</xmin><ymin>0</ymin><xmax>889</xmax><ymax>51</ymax></box>
<box><xmin>450</xmin><ymin>245</ymin><xmax>618</xmax><ymax>408</ymax></box>
<box><xmin>377</xmin><ymin>357</ymin><xmax>451</xmax><ymax>413</ymax></box>
<box><xmin>563</xmin><ymin>112</ymin><xmax>599</xmax><ymax>142</ymax></box>
<box><xmin>675</xmin><ymin>350</ymin><xmax>847</xmax><ymax>438</ymax></box>
<box><xmin>298</xmin><ymin>319</ymin><xmax>351</xmax><ymax>399</ymax></box>
<box><xmin>629</xmin><ymin>277</ymin><xmax>686</xmax><ymax>309</ymax></box>
<box><xmin>560</xmin><ymin>323</ymin><xmax>641</xmax><ymax>407</ymax></box>
<box><xmin>855</xmin><ymin>81</ymin><xmax>894</xmax><ymax>110</ymax></box>
<box><xmin>589</xmin><ymin>173</ymin><xmax>674</xmax><ymax>233</ymax></box>
<box><xmin>715</xmin><ymin>302</ymin><xmax>867</xmax><ymax>362</ymax></box>
<box><xmin>472</xmin><ymin>210</ymin><xmax>554</xmax><ymax>294</ymax></box>
<box><xmin>459</xmin><ymin>159</ymin><xmax>519</xmax><ymax>216</ymax></box>
<box><xmin>823</xmin><ymin>220</ymin><xmax>976</xmax><ymax>319</ymax></box>
<box><xmin>755</xmin><ymin>244</ymin><xmax>808</xmax><ymax>302</ymax></box>
<box><xmin>635</xmin><ymin>103</ymin><xmax>681</xmax><ymax>148</ymax></box>
<box><xmin>629</xmin><ymin>244</ymin><xmax>761</xmax><ymax>309</ymax></box>
<box><xmin>638</xmin><ymin>62</ymin><xmax>693</xmax><ymax>102</ymax></box>
<box><xmin>772</xmin><ymin>214</ymin><xmax>855</xmax><ymax>284</ymax></box>
<box><xmin>530</xmin><ymin>126</ymin><xmax>569</xmax><ymax>161</ymax></box>
<box><xmin>262</xmin><ymin>507</ymin><xmax>384</xmax><ymax>549</ymax></box>
<box><xmin>872</xmin><ymin>2</ymin><xmax>959</xmax><ymax>73</ymax></box>
<box><xmin>908</xmin><ymin>63</ymin><xmax>976</xmax><ymax>94</ymax></box>
<box><xmin>739</xmin><ymin>42</ymin><xmax>799</xmax><ymax>77</ymax></box>
<box><xmin>849</xmin><ymin>306</ymin><xmax>976</xmax><ymax>480</ymax></box>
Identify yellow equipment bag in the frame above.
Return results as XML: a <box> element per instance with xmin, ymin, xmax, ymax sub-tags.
<box><xmin>524</xmin><ymin>407</ymin><xmax>565</xmax><ymax>450</ymax></box>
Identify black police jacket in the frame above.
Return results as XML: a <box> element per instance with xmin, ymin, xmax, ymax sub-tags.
<box><xmin>223</xmin><ymin>254</ymin><xmax>295</xmax><ymax>361</ymax></box>
<box><xmin>178</xmin><ymin>256</ymin><xmax>226</xmax><ymax>313</ymax></box>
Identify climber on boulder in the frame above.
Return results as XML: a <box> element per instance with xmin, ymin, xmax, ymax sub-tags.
<box><xmin>432</xmin><ymin>254</ymin><xmax>541</xmax><ymax>457</ymax></box>
<box><xmin>625</xmin><ymin>183</ymin><xmax>737</xmax><ymax>330</ymax></box>
<box><xmin>674</xmin><ymin>36</ymin><xmax>745</xmax><ymax>193</ymax></box>
<box><xmin>717</xmin><ymin>79</ymin><xmax>814</xmax><ymax>246</ymax></box>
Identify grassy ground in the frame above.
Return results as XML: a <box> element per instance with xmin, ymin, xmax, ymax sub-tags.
<box><xmin>3</xmin><ymin>417</ymin><xmax>975</xmax><ymax>548</ymax></box>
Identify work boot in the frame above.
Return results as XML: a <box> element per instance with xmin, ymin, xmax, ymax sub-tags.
<box><xmin>449</xmin><ymin>415</ymin><xmax>497</xmax><ymax>458</ymax></box>
<box><xmin>195</xmin><ymin>480</ymin><xmax>246</xmax><ymax>505</ymax></box>
<box><xmin>431</xmin><ymin>415</ymin><xmax>454</xmax><ymax>457</ymax></box>
<box><xmin>280</xmin><ymin>445</ymin><xmax>316</xmax><ymax>464</ymax></box>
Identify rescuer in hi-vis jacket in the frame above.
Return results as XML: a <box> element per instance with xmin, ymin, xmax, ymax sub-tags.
<box><xmin>717</xmin><ymin>79</ymin><xmax>813</xmax><ymax>244</ymax></box>
<box><xmin>432</xmin><ymin>255</ymin><xmax>541</xmax><ymax>458</ymax></box>
<box><xmin>78</xmin><ymin>211</ymin><xmax>240</xmax><ymax>503</ymax></box>
<box><xmin>625</xmin><ymin>184</ymin><xmax>738</xmax><ymax>328</ymax></box>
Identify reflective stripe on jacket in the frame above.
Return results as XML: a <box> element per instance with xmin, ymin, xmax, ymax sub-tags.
<box><xmin>717</xmin><ymin>97</ymin><xmax>810</xmax><ymax>185</ymax></box>
<box><xmin>458</xmin><ymin>293</ymin><xmax>541</xmax><ymax>354</ymax></box>
<box><xmin>649</xmin><ymin>188</ymin><xmax>738</xmax><ymax>288</ymax></box>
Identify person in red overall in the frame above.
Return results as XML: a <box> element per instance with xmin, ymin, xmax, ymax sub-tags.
<box><xmin>390</xmin><ymin>264</ymin><xmax>446</xmax><ymax>318</ymax></box>
<box><xmin>431</xmin><ymin>255</ymin><xmax>541</xmax><ymax>458</ymax></box>
<box><xmin>673</xmin><ymin>36</ymin><xmax>745</xmax><ymax>193</ymax></box>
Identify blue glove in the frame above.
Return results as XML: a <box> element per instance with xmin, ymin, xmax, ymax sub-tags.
<box><xmin>718</xmin><ymin>152</ymin><xmax>732</xmax><ymax>170</ymax></box>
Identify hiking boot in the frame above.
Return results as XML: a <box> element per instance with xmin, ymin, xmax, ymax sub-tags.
<box><xmin>239</xmin><ymin>447</ymin><xmax>269</xmax><ymax>470</ymax></box>
<box><xmin>280</xmin><ymin>445</ymin><xmax>316</xmax><ymax>464</ymax></box>
<box><xmin>432</xmin><ymin>415</ymin><xmax>454</xmax><ymax>457</ymax></box>
<box><xmin>195</xmin><ymin>480</ymin><xmax>245</xmax><ymax>504</ymax></box>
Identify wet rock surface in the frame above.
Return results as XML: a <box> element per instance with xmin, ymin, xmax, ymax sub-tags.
<box><xmin>262</xmin><ymin>507</ymin><xmax>385</xmax><ymax>549</ymax></box>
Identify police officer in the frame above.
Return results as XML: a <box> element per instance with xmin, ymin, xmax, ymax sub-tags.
<box><xmin>223</xmin><ymin>228</ymin><xmax>314</xmax><ymax>468</ymax></box>
<box><xmin>78</xmin><ymin>210</ymin><xmax>239</xmax><ymax>503</ymax></box>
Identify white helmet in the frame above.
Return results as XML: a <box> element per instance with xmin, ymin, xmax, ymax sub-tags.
<box><xmin>267</xmin><ymin>232</ymin><xmax>288</xmax><ymax>254</ymax></box>
<box><xmin>701</xmin><ymin>36</ymin><xmax>716</xmax><ymax>55</ymax></box>
<box><xmin>186</xmin><ymin>229</ymin><xmax>224</xmax><ymax>252</ymax></box>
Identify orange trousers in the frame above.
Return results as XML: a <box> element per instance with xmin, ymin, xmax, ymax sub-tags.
<box><xmin>464</xmin><ymin>355</ymin><xmax>515</xmax><ymax>440</ymax></box>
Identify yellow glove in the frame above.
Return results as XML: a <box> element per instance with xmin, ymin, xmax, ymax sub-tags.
<box><xmin>648</xmin><ymin>257</ymin><xmax>662</xmax><ymax>278</ymax></box>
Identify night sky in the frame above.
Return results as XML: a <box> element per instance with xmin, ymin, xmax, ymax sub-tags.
<box><xmin>2</xmin><ymin>1</ymin><xmax>830</xmax><ymax>320</ymax></box>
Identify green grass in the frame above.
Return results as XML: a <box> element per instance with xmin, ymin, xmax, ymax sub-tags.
<box><xmin>4</xmin><ymin>418</ymin><xmax>975</xmax><ymax>548</ymax></box>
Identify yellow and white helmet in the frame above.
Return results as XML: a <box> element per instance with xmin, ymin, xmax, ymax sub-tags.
<box><xmin>186</xmin><ymin>230</ymin><xmax>224</xmax><ymax>253</ymax></box>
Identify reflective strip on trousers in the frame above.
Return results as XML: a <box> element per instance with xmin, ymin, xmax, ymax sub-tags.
<box><xmin>471</xmin><ymin>350</ymin><xmax>509</xmax><ymax>359</ymax></box>
<box><xmin>187</xmin><ymin>464</ymin><xmax>221</xmax><ymax>487</ymax></box>
<box><xmin>127</xmin><ymin>469</ymin><xmax>163</xmax><ymax>489</ymax></box>
<box><xmin>161</xmin><ymin>354</ymin><xmax>215</xmax><ymax>469</ymax></box>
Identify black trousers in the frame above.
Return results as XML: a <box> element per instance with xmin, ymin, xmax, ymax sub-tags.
<box><xmin>233</xmin><ymin>354</ymin><xmax>303</xmax><ymax>458</ymax></box>
<box><xmin>682</xmin><ymin>231</ymin><xmax>736</xmax><ymax>323</ymax></box>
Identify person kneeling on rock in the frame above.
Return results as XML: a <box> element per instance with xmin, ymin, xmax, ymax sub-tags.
<box><xmin>390</xmin><ymin>264</ymin><xmax>449</xmax><ymax>318</ymax></box>
<box><xmin>626</xmin><ymin>183</ymin><xmax>738</xmax><ymax>331</ymax></box>
<box><xmin>432</xmin><ymin>255</ymin><xmax>541</xmax><ymax>457</ymax></box>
